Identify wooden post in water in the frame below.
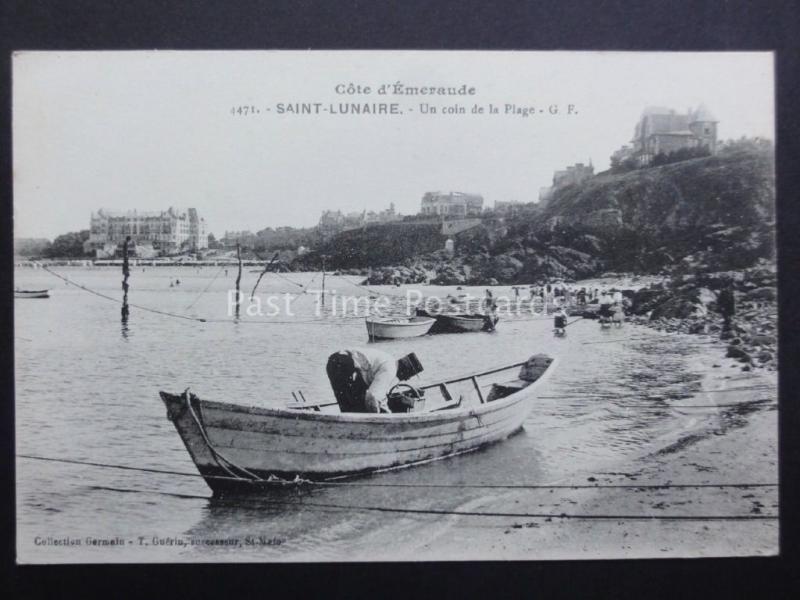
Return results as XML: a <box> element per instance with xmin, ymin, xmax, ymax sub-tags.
<box><xmin>321</xmin><ymin>255</ymin><xmax>326</xmax><ymax>309</ymax></box>
<box><xmin>121</xmin><ymin>236</ymin><xmax>131</xmax><ymax>320</ymax></box>
<box><xmin>235</xmin><ymin>243</ymin><xmax>242</xmax><ymax>319</ymax></box>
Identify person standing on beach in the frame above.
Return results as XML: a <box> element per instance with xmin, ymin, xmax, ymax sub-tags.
<box><xmin>612</xmin><ymin>303</ymin><xmax>625</xmax><ymax>327</ymax></box>
<box><xmin>718</xmin><ymin>285</ymin><xmax>736</xmax><ymax>334</ymax></box>
<box><xmin>483</xmin><ymin>289</ymin><xmax>497</xmax><ymax>314</ymax></box>
<box><xmin>554</xmin><ymin>307</ymin><xmax>567</xmax><ymax>335</ymax></box>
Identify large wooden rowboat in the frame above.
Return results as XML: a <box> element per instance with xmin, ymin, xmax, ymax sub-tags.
<box><xmin>159</xmin><ymin>355</ymin><xmax>556</xmax><ymax>493</ymax></box>
<box><xmin>365</xmin><ymin>315</ymin><xmax>435</xmax><ymax>340</ymax></box>
<box><xmin>14</xmin><ymin>289</ymin><xmax>50</xmax><ymax>299</ymax></box>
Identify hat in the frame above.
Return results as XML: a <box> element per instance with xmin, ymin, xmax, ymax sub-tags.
<box><xmin>397</xmin><ymin>352</ymin><xmax>424</xmax><ymax>380</ymax></box>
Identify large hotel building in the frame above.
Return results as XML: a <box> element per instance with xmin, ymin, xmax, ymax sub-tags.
<box><xmin>87</xmin><ymin>207</ymin><xmax>208</xmax><ymax>258</ymax></box>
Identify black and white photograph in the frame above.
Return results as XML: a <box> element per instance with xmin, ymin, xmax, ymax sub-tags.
<box><xmin>12</xmin><ymin>50</ymin><xmax>778</xmax><ymax>563</ymax></box>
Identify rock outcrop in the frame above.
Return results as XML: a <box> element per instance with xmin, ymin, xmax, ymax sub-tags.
<box><xmin>628</xmin><ymin>261</ymin><xmax>777</xmax><ymax>371</ymax></box>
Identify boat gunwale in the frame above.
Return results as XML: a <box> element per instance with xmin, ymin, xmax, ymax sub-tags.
<box><xmin>160</xmin><ymin>357</ymin><xmax>557</xmax><ymax>425</ymax></box>
<box><xmin>439</xmin><ymin>314</ymin><xmax>485</xmax><ymax>321</ymax></box>
<box><xmin>365</xmin><ymin>316</ymin><xmax>436</xmax><ymax>327</ymax></box>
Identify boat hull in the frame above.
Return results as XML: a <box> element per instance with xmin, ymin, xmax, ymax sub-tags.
<box><xmin>440</xmin><ymin>314</ymin><xmax>486</xmax><ymax>332</ymax></box>
<box><xmin>15</xmin><ymin>290</ymin><xmax>50</xmax><ymax>299</ymax></box>
<box><xmin>416</xmin><ymin>309</ymin><xmax>496</xmax><ymax>333</ymax></box>
<box><xmin>160</xmin><ymin>359</ymin><xmax>555</xmax><ymax>493</ymax></box>
<box><xmin>365</xmin><ymin>317</ymin><xmax>435</xmax><ymax>340</ymax></box>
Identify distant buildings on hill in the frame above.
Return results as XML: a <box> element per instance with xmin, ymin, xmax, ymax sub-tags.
<box><xmin>220</xmin><ymin>230</ymin><xmax>259</xmax><ymax>248</ymax></box>
<box><xmin>87</xmin><ymin>207</ymin><xmax>208</xmax><ymax>258</ymax></box>
<box><xmin>420</xmin><ymin>192</ymin><xmax>484</xmax><ymax>217</ymax></box>
<box><xmin>493</xmin><ymin>200</ymin><xmax>524</xmax><ymax>217</ymax></box>
<box><xmin>318</xmin><ymin>203</ymin><xmax>402</xmax><ymax>238</ymax></box>
<box><xmin>611</xmin><ymin>104</ymin><xmax>718</xmax><ymax>167</ymax></box>
<box><xmin>538</xmin><ymin>162</ymin><xmax>594</xmax><ymax>207</ymax></box>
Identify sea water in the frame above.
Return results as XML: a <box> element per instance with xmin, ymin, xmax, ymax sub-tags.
<box><xmin>14</xmin><ymin>266</ymin><xmax>741</xmax><ymax>562</ymax></box>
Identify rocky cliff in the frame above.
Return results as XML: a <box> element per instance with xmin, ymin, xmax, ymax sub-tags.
<box><xmin>534</xmin><ymin>144</ymin><xmax>775</xmax><ymax>275</ymax></box>
<box><xmin>293</xmin><ymin>143</ymin><xmax>775</xmax><ymax>286</ymax></box>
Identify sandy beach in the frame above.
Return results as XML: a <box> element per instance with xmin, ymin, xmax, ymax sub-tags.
<box><xmin>360</xmin><ymin>334</ymin><xmax>778</xmax><ymax>561</ymax></box>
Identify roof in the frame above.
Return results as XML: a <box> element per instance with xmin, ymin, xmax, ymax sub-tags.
<box><xmin>641</xmin><ymin>106</ymin><xmax>673</xmax><ymax>116</ymax></box>
<box><xmin>650</xmin><ymin>130</ymin><xmax>696</xmax><ymax>136</ymax></box>
<box><xmin>691</xmin><ymin>103</ymin><xmax>717</xmax><ymax>122</ymax></box>
<box><xmin>94</xmin><ymin>208</ymin><xmax>185</xmax><ymax>219</ymax></box>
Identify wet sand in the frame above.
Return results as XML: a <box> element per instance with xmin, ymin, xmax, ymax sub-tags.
<box><xmin>359</xmin><ymin>339</ymin><xmax>778</xmax><ymax>561</ymax></box>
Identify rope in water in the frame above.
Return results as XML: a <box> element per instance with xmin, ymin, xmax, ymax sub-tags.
<box><xmin>17</xmin><ymin>454</ymin><xmax>778</xmax><ymax>490</ymax></box>
<box><xmin>39</xmin><ymin>264</ymin><xmax>574</xmax><ymax>325</ymax></box>
<box><xmin>538</xmin><ymin>385</ymin><xmax>776</xmax><ymax>401</ymax></box>
<box><xmin>38</xmin><ymin>265</ymin><xmax>361</xmax><ymax>326</ymax></box>
<box><xmin>184</xmin><ymin>265</ymin><xmax>226</xmax><ymax>310</ymax></box>
<box><xmin>330</xmin><ymin>274</ymin><xmax>409</xmax><ymax>299</ymax></box>
<box><xmin>42</xmin><ymin>265</ymin><xmax>209</xmax><ymax>323</ymax></box>
<box><xmin>88</xmin><ymin>485</ymin><xmax>778</xmax><ymax>521</ymax></box>
<box><xmin>269</xmin><ymin>270</ymin><xmax>309</xmax><ymax>292</ymax></box>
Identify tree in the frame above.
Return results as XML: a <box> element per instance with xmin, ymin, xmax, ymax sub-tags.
<box><xmin>14</xmin><ymin>238</ymin><xmax>52</xmax><ymax>257</ymax></box>
<box><xmin>610</xmin><ymin>155</ymin><xmax>638</xmax><ymax>174</ymax></box>
<box><xmin>44</xmin><ymin>230</ymin><xmax>91</xmax><ymax>258</ymax></box>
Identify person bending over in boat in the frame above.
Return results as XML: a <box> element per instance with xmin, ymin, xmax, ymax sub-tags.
<box><xmin>326</xmin><ymin>349</ymin><xmax>424</xmax><ymax>413</ymax></box>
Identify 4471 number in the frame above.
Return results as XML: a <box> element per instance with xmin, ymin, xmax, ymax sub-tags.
<box><xmin>231</xmin><ymin>106</ymin><xmax>260</xmax><ymax>116</ymax></box>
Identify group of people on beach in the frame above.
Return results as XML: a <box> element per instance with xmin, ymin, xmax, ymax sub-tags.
<box><xmin>495</xmin><ymin>283</ymin><xmax>629</xmax><ymax>336</ymax></box>
<box><xmin>327</xmin><ymin>280</ymin><xmax>630</xmax><ymax>414</ymax></box>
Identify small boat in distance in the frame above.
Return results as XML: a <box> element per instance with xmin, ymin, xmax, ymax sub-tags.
<box><xmin>159</xmin><ymin>354</ymin><xmax>556</xmax><ymax>493</ymax></box>
<box><xmin>14</xmin><ymin>289</ymin><xmax>50</xmax><ymax>299</ymax></box>
<box><xmin>365</xmin><ymin>316</ymin><xmax>435</xmax><ymax>340</ymax></box>
<box><xmin>416</xmin><ymin>308</ymin><xmax>497</xmax><ymax>333</ymax></box>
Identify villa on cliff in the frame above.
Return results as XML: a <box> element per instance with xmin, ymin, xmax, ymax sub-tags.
<box><xmin>612</xmin><ymin>104</ymin><xmax>718</xmax><ymax>167</ymax></box>
<box><xmin>538</xmin><ymin>162</ymin><xmax>594</xmax><ymax>208</ymax></box>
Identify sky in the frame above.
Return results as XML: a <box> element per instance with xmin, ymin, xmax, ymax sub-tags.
<box><xmin>13</xmin><ymin>51</ymin><xmax>775</xmax><ymax>240</ymax></box>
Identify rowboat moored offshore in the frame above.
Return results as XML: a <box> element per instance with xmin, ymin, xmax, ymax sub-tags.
<box><xmin>365</xmin><ymin>316</ymin><xmax>435</xmax><ymax>340</ymax></box>
<box><xmin>14</xmin><ymin>289</ymin><xmax>50</xmax><ymax>299</ymax></box>
<box><xmin>159</xmin><ymin>354</ymin><xmax>556</xmax><ymax>493</ymax></box>
<box><xmin>416</xmin><ymin>308</ymin><xmax>497</xmax><ymax>333</ymax></box>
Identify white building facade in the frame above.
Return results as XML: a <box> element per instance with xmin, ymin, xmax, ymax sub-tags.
<box><xmin>87</xmin><ymin>207</ymin><xmax>208</xmax><ymax>257</ymax></box>
<box><xmin>420</xmin><ymin>192</ymin><xmax>484</xmax><ymax>217</ymax></box>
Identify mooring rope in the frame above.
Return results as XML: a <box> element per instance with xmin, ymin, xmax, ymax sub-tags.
<box><xmin>41</xmin><ymin>265</ymin><xmax>209</xmax><ymax>322</ymax></box>
<box><xmin>331</xmin><ymin>274</ymin><xmax>410</xmax><ymax>299</ymax></box>
<box><xmin>39</xmin><ymin>264</ymin><xmax>607</xmax><ymax>327</ymax></box>
<box><xmin>269</xmin><ymin>270</ymin><xmax>309</xmax><ymax>293</ymax></box>
<box><xmin>87</xmin><ymin>485</ymin><xmax>778</xmax><ymax>521</ymax></box>
<box><xmin>183</xmin><ymin>390</ymin><xmax>265</xmax><ymax>482</ymax></box>
<box><xmin>17</xmin><ymin>454</ymin><xmax>778</xmax><ymax>490</ymax></box>
<box><xmin>38</xmin><ymin>265</ymin><xmax>362</xmax><ymax>326</ymax></box>
<box><xmin>185</xmin><ymin>265</ymin><xmax>226</xmax><ymax>310</ymax></box>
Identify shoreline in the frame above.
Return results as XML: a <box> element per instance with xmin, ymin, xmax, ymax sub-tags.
<box><xmin>358</xmin><ymin>327</ymin><xmax>779</xmax><ymax>561</ymax></box>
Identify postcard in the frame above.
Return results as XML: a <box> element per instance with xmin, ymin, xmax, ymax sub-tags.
<box><xmin>13</xmin><ymin>50</ymin><xmax>777</xmax><ymax>563</ymax></box>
